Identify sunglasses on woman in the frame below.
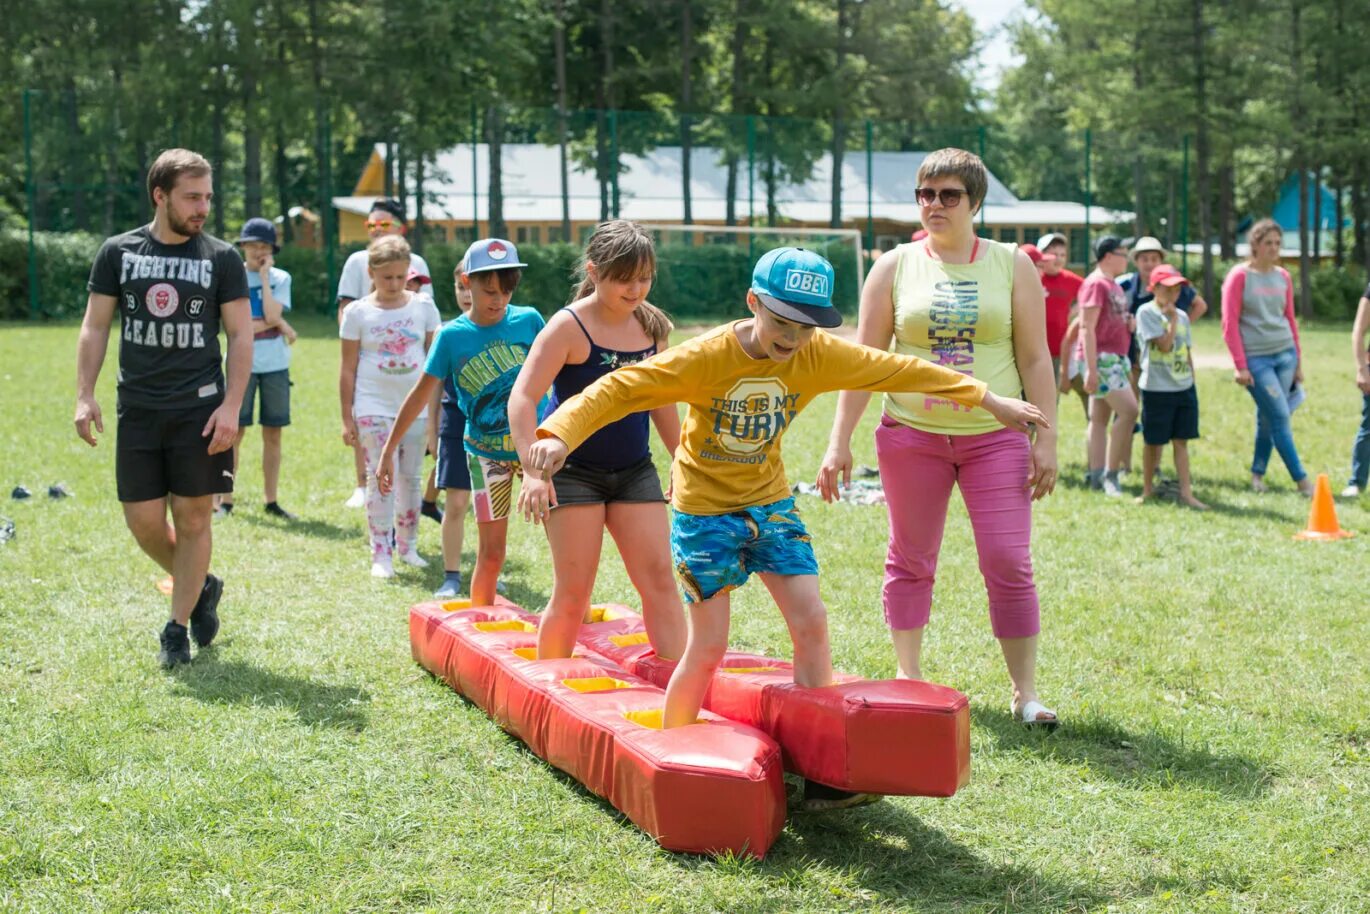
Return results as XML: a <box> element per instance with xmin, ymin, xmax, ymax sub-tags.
<box><xmin>915</xmin><ymin>187</ymin><xmax>967</xmax><ymax>207</ymax></box>
<box><xmin>366</xmin><ymin>218</ymin><xmax>396</xmax><ymax>230</ymax></box>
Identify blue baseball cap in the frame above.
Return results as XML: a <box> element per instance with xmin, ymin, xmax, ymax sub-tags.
<box><xmin>235</xmin><ymin>217</ymin><xmax>279</xmax><ymax>253</ymax></box>
<box><xmin>462</xmin><ymin>238</ymin><xmax>527</xmax><ymax>274</ymax></box>
<box><xmin>750</xmin><ymin>247</ymin><xmax>841</xmax><ymax>328</ymax></box>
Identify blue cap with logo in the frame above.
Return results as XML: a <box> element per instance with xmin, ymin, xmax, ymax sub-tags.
<box><xmin>750</xmin><ymin>247</ymin><xmax>841</xmax><ymax>328</ymax></box>
<box><xmin>462</xmin><ymin>238</ymin><xmax>527</xmax><ymax>274</ymax></box>
<box><xmin>235</xmin><ymin>217</ymin><xmax>279</xmax><ymax>253</ymax></box>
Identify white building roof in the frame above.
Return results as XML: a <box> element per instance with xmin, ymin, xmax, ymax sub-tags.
<box><xmin>336</xmin><ymin>143</ymin><xmax>1131</xmax><ymax>228</ymax></box>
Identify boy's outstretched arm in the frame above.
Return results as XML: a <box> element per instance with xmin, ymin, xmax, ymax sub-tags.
<box><xmin>977</xmin><ymin>390</ymin><xmax>1049</xmax><ymax>434</ymax></box>
<box><xmin>534</xmin><ymin>348</ymin><xmax>691</xmax><ymax>464</ymax></box>
<box><xmin>525</xmin><ymin>435</ymin><xmax>570</xmax><ymax>479</ymax></box>
<box><xmin>818</xmin><ymin>250</ymin><xmax>898</xmax><ymax>502</ymax></box>
<box><xmin>819</xmin><ymin>334</ymin><xmax>1048</xmax><ymax>433</ymax></box>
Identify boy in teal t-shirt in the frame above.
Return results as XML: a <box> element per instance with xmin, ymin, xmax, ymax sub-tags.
<box><xmin>378</xmin><ymin>239</ymin><xmax>543</xmax><ymax>603</ymax></box>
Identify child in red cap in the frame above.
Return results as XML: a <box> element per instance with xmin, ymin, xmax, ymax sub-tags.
<box><xmin>1135</xmin><ymin>264</ymin><xmax>1207</xmax><ymax>508</ymax></box>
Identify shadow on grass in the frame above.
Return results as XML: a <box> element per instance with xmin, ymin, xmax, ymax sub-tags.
<box><xmin>1129</xmin><ymin>491</ymin><xmax>1297</xmax><ymax>523</ymax></box>
<box><xmin>232</xmin><ymin>509</ymin><xmax>357</xmax><ymax>542</ymax></box>
<box><xmin>972</xmin><ymin>707</ymin><xmax>1274</xmax><ymax>798</ymax></box>
<box><xmin>765</xmin><ymin>800</ymin><xmax>1103</xmax><ymax>913</ymax></box>
<box><xmin>574</xmin><ymin>768</ymin><xmax>1100</xmax><ymax>911</ymax></box>
<box><xmin>1200</xmin><ymin>474</ymin><xmax>1308</xmax><ymax>496</ymax></box>
<box><xmin>1196</xmin><ymin>498</ymin><xmax>1301</xmax><ymax>523</ymax></box>
<box><xmin>171</xmin><ymin>655</ymin><xmax>370</xmax><ymax>730</ymax></box>
<box><xmin>1052</xmin><ymin>471</ymin><xmax>1296</xmax><ymax>522</ymax></box>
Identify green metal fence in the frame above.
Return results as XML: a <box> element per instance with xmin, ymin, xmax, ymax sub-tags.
<box><xmin>14</xmin><ymin>90</ymin><xmax>1199</xmax><ymax>320</ymax></box>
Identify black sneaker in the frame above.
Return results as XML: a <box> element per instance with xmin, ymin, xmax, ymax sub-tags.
<box><xmin>189</xmin><ymin>574</ymin><xmax>223</xmax><ymax>648</ymax></box>
<box><xmin>421</xmin><ymin>500</ymin><xmax>444</xmax><ymax>524</ymax></box>
<box><xmin>264</xmin><ymin>502</ymin><xmax>296</xmax><ymax>521</ymax></box>
<box><xmin>159</xmin><ymin>620</ymin><xmax>192</xmax><ymax>667</ymax></box>
<box><xmin>213</xmin><ymin>502</ymin><xmax>234</xmax><ymax>518</ymax></box>
<box><xmin>800</xmin><ymin>779</ymin><xmax>883</xmax><ymax>812</ymax></box>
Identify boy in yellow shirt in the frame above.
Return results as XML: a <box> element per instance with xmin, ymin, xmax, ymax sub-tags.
<box><xmin>526</xmin><ymin>248</ymin><xmax>1046</xmax><ymax>804</ymax></box>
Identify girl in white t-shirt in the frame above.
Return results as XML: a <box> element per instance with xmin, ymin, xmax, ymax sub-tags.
<box><xmin>340</xmin><ymin>236</ymin><xmax>442</xmax><ymax>577</ymax></box>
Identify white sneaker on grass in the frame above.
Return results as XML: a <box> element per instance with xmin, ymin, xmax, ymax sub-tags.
<box><xmin>398</xmin><ymin>550</ymin><xmax>429</xmax><ymax>569</ymax></box>
<box><xmin>345</xmin><ymin>486</ymin><xmax>366</xmax><ymax>508</ymax></box>
<box><xmin>1102</xmin><ymin>472</ymin><xmax>1124</xmax><ymax>497</ymax></box>
<box><xmin>1341</xmin><ymin>484</ymin><xmax>1362</xmax><ymax>498</ymax></box>
<box><xmin>433</xmin><ymin>575</ymin><xmax>462</xmax><ymax>599</ymax></box>
<box><xmin>370</xmin><ymin>558</ymin><xmax>395</xmax><ymax>579</ymax></box>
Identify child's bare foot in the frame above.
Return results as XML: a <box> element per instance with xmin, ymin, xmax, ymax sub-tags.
<box><xmin>1251</xmin><ymin>474</ymin><xmax>1268</xmax><ymax>493</ymax></box>
<box><xmin>1134</xmin><ymin>492</ymin><xmax>1155</xmax><ymax>505</ymax></box>
<box><xmin>1180</xmin><ymin>494</ymin><xmax>1209</xmax><ymax>510</ymax></box>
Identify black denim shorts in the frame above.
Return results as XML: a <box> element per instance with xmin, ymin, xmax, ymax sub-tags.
<box><xmin>552</xmin><ymin>455</ymin><xmax>665</xmax><ymax>507</ymax></box>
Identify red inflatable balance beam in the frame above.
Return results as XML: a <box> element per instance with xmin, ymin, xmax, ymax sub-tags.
<box><xmin>409</xmin><ymin>599</ymin><xmax>785</xmax><ymax>858</ymax></box>
<box><xmin>573</xmin><ymin>604</ymin><xmax>971</xmax><ymax>798</ymax></box>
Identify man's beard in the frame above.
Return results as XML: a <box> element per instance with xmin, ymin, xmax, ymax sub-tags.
<box><xmin>167</xmin><ymin>210</ymin><xmax>203</xmax><ymax>237</ymax></box>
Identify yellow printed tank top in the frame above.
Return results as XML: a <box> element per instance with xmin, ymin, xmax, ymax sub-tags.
<box><xmin>884</xmin><ymin>239</ymin><xmax>1022</xmax><ymax>435</ymax></box>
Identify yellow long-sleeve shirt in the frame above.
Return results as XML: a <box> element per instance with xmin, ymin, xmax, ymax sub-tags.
<box><xmin>537</xmin><ymin>322</ymin><xmax>988</xmax><ymax>516</ymax></box>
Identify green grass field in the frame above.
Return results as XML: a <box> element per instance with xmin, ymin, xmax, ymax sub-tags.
<box><xmin>1</xmin><ymin>316</ymin><xmax>1367</xmax><ymax>913</ymax></box>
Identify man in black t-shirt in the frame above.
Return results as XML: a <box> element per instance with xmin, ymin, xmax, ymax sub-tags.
<box><xmin>75</xmin><ymin>148</ymin><xmax>253</xmax><ymax>667</ymax></box>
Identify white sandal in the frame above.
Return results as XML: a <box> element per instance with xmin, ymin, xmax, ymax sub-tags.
<box><xmin>1014</xmin><ymin>699</ymin><xmax>1059</xmax><ymax>730</ymax></box>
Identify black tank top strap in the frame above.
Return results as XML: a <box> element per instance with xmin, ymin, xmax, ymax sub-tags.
<box><xmin>565</xmin><ymin>308</ymin><xmax>595</xmax><ymax>346</ymax></box>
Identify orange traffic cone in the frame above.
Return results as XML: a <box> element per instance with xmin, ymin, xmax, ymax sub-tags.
<box><xmin>1293</xmin><ymin>474</ymin><xmax>1355</xmax><ymax>541</ymax></box>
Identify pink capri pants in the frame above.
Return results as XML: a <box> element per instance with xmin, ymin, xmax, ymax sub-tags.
<box><xmin>874</xmin><ymin>416</ymin><xmax>1041</xmax><ymax>639</ymax></box>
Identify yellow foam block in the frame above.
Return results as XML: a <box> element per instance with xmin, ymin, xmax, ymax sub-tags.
<box><xmin>719</xmin><ymin>667</ymin><xmax>784</xmax><ymax>674</ymax></box>
<box><xmin>512</xmin><ymin>647</ymin><xmax>580</xmax><ymax>661</ymax></box>
<box><xmin>586</xmin><ymin>604</ymin><xmax>622</xmax><ymax>623</ymax></box>
<box><xmin>440</xmin><ymin>599</ymin><xmax>473</xmax><ymax>612</ymax></box>
<box><xmin>562</xmin><ymin>677</ymin><xmax>634</xmax><ymax>693</ymax></box>
<box><xmin>609</xmin><ymin>632</ymin><xmax>651</xmax><ymax>647</ymax></box>
<box><xmin>623</xmin><ymin>709</ymin><xmax>703</xmax><ymax>729</ymax></box>
<box><xmin>474</xmin><ymin>620</ymin><xmax>537</xmax><ymax>633</ymax></box>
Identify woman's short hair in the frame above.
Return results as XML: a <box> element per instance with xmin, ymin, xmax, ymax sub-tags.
<box><xmin>916</xmin><ymin>148</ymin><xmax>989</xmax><ymax>212</ymax></box>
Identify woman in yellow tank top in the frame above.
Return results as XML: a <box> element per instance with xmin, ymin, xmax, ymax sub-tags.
<box><xmin>817</xmin><ymin>149</ymin><xmax>1061</xmax><ymax>727</ymax></box>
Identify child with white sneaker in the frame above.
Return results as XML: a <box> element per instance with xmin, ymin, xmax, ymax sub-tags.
<box><xmin>340</xmin><ymin>235</ymin><xmax>442</xmax><ymax>577</ymax></box>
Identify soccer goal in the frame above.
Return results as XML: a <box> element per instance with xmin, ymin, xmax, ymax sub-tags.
<box><xmin>636</xmin><ymin>223</ymin><xmax>866</xmax><ymax>320</ymax></box>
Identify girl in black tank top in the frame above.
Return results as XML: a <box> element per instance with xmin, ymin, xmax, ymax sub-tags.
<box><xmin>546</xmin><ymin>310</ymin><xmax>656</xmax><ymax>470</ymax></box>
<box><xmin>507</xmin><ymin>220</ymin><xmax>688</xmax><ymax>667</ymax></box>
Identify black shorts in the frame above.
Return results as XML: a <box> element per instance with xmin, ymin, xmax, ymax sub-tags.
<box><xmin>436</xmin><ymin>437</ymin><xmax>471</xmax><ymax>490</ymax></box>
<box><xmin>438</xmin><ymin>400</ymin><xmax>466</xmax><ymax>439</ymax></box>
<box><xmin>239</xmin><ymin>369</ymin><xmax>291</xmax><ymax>427</ymax></box>
<box><xmin>552</xmin><ymin>456</ymin><xmax>665</xmax><ymax>507</ymax></box>
<box><xmin>1141</xmin><ymin>387</ymin><xmax>1200</xmax><ymax>446</ymax></box>
<box><xmin>117</xmin><ymin>401</ymin><xmax>235</xmax><ymax>502</ymax></box>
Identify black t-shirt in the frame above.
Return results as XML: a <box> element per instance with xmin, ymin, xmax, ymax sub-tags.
<box><xmin>88</xmin><ymin>226</ymin><xmax>249</xmax><ymax>410</ymax></box>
